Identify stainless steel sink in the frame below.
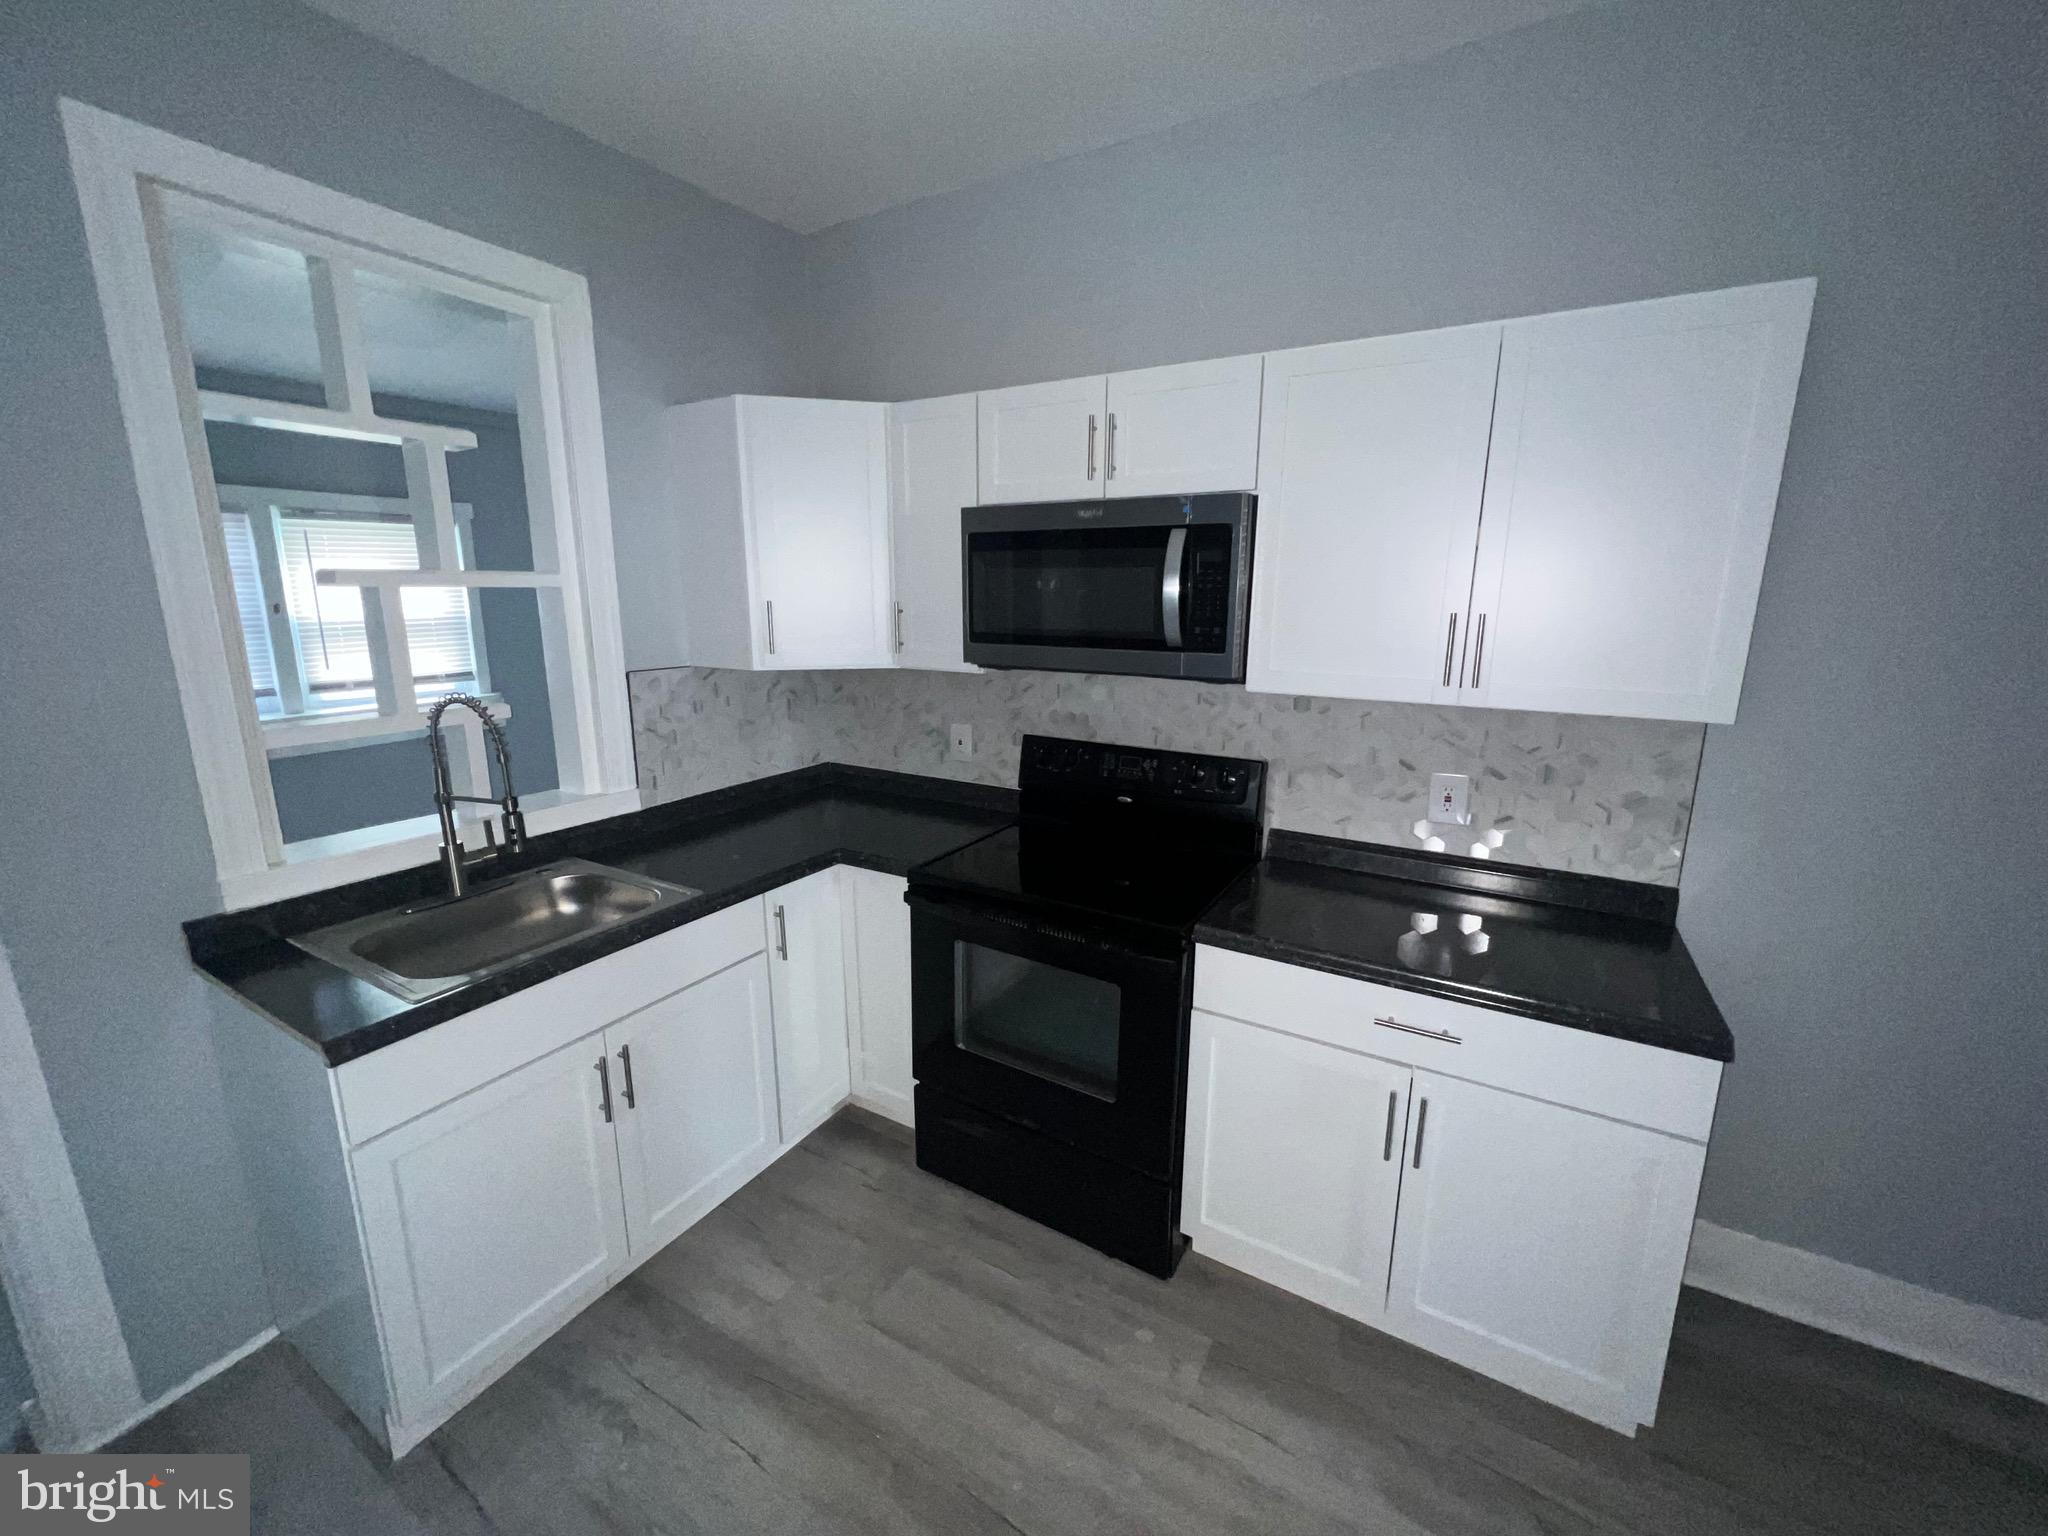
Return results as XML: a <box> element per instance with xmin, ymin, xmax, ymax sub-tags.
<box><xmin>290</xmin><ymin>859</ymin><xmax>701</xmax><ymax>1002</ymax></box>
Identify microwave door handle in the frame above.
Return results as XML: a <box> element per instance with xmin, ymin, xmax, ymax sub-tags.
<box><xmin>1161</xmin><ymin>527</ymin><xmax>1186</xmax><ymax>649</ymax></box>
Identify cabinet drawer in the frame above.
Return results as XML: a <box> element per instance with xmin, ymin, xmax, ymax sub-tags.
<box><xmin>337</xmin><ymin>898</ymin><xmax>766</xmax><ymax>1146</ymax></box>
<box><xmin>1193</xmin><ymin>945</ymin><xmax>1719</xmax><ymax>1141</ymax></box>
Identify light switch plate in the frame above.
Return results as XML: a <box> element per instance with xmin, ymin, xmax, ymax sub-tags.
<box><xmin>1428</xmin><ymin>772</ymin><xmax>1472</xmax><ymax>826</ymax></box>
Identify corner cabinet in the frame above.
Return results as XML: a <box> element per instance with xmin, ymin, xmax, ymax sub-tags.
<box><xmin>669</xmin><ymin>395</ymin><xmax>893</xmax><ymax>670</ymax></box>
<box><xmin>764</xmin><ymin>868</ymin><xmax>854</xmax><ymax>1145</ymax></box>
<box><xmin>887</xmin><ymin>394</ymin><xmax>979</xmax><ymax>672</ymax></box>
<box><xmin>1184</xmin><ymin>945</ymin><xmax>1721</xmax><ymax>1434</ymax></box>
<box><xmin>1247</xmin><ymin>278</ymin><xmax>1815</xmax><ymax>723</ymax></box>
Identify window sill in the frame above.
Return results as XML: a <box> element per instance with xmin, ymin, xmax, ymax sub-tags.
<box><xmin>216</xmin><ymin>787</ymin><xmax>643</xmax><ymax>911</ymax></box>
<box><xmin>261</xmin><ymin>695</ymin><xmax>510</xmax><ymax>758</ymax></box>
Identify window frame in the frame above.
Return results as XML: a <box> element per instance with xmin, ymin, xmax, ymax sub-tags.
<box><xmin>216</xmin><ymin>486</ymin><xmax>498</xmax><ymax>743</ymax></box>
<box><xmin>63</xmin><ymin>99</ymin><xmax>637</xmax><ymax>908</ymax></box>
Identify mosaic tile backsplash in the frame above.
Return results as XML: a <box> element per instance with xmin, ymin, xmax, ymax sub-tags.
<box><xmin>629</xmin><ymin>667</ymin><xmax>1707</xmax><ymax>885</ymax></box>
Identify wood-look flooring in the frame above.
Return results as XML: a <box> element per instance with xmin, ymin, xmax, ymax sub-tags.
<box><xmin>116</xmin><ymin>1109</ymin><xmax>2048</xmax><ymax>1535</ymax></box>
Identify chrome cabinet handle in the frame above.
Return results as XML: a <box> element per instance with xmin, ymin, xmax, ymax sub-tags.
<box><xmin>617</xmin><ymin>1044</ymin><xmax>636</xmax><ymax>1110</ymax></box>
<box><xmin>1383</xmin><ymin>1090</ymin><xmax>1398</xmax><ymax>1161</ymax></box>
<box><xmin>765</xmin><ymin>600</ymin><xmax>776</xmax><ymax>655</ymax></box>
<box><xmin>595</xmin><ymin>1054</ymin><xmax>613</xmax><ymax>1123</ymax></box>
<box><xmin>1373</xmin><ymin>1015</ymin><xmax>1462</xmax><ymax>1045</ymax></box>
<box><xmin>894</xmin><ymin>603</ymin><xmax>905</xmax><ymax>651</ymax></box>
<box><xmin>1472</xmin><ymin>613</ymin><xmax>1486</xmax><ymax>687</ymax></box>
<box><xmin>1106</xmin><ymin>412</ymin><xmax>1118</xmax><ymax>480</ymax></box>
<box><xmin>773</xmin><ymin>903</ymin><xmax>788</xmax><ymax>961</ymax></box>
<box><xmin>1442</xmin><ymin>613</ymin><xmax>1458</xmax><ymax>687</ymax></box>
<box><xmin>1413</xmin><ymin>1097</ymin><xmax>1429</xmax><ymax>1169</ymax></box>
<box><xmin>1086</xmin><ymin>413</ymin><xmax>1097</xmax><ymax>481</ymax></box>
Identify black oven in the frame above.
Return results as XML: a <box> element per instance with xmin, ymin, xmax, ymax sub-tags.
<box><xmin>909</xmin><ymin>890</ymin><xmax>1190</xmax><ymax>1180</ymax></box>
<box><xmin>906</xmin><ymin>733</ymin><xmax>1266</xmax><ymax>1277</ymax></box>
<box><xmin>961</xmin><ymin>493</ymin><xmax>1254</xmax><ymax>680</ymax></box>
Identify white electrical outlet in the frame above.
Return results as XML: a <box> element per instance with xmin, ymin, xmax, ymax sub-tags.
<box><xmin>1428</xmin><ymin>772</ymin><xmax>1472</xmax><ymax>826</ymax></box>
<box><xmin>949</xmin><ymin>723</ymin><xmax>974</xmax><ymax>760</ymax></box>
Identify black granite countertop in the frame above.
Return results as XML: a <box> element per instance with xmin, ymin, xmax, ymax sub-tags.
<box><xmin>1192</xmin><ymin>832</ymin><xmax>1733</xmax><ymax>1062</ymax></box>
<box><xmin>185</xmin><ymin>765</ymin><xmax>1014</xmax><ymax>1066</ymax></box>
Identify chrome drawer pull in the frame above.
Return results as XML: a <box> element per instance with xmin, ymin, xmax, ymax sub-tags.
<box><xmin>1373</xmin><ymin>1015</ymin><xmax>1461</xmax><ymax>1045</ymax></box>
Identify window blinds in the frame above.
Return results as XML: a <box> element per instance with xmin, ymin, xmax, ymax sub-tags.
<box><xmin>220</xmin><ymin>509</ymin><xmax>281</xmax><ymax>710</ymax></box>
<box><xmin>273</xmin><ymin>514</ymin><xmax>478</xmax><ymax>693</ymax></box>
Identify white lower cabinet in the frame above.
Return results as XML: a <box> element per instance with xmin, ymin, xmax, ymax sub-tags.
<box><xmin>843</xmin><ymin>868</ymin><xmax>915</xmax><ymax>1125</ymax></box>
<box><xmin>1185</xmin><ymin>946</ymin><xmax>1719</xmax><ymax>1434</ymax></box>
<box><xmin>351</xmin><ymin>1033</ymin><xmax>631</xmax><ymax>1429</ymax></box>
<box><xmin>1184</xmin><ymin>1011</ymin><xmax>1409</xmax><ymax>1321</ymax></box>
<box><xmin>764</xmin><ymin>868</ymin><xmax>854</xmax><ymax>1144</ymax></box>
<box><xmin>1383</xmin><ymin>1071</ymin><xmax>1706</xmax><ymax>1431</ymax></box>
<box><xmin>610</xmin><ymin>954</ymin><xmax>780</xmax><ymax>1256</ymax></box>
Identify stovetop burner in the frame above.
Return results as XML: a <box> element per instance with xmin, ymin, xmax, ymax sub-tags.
<box><xmin>910</xmin><ymin>734</ymin><xmax>1267</xmax><ymax>932</ymax></box>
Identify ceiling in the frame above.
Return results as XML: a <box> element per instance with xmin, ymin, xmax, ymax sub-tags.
<box><xmin>302</xmin><ymin>0</ymin><xmax>1591</xmax><ymax>234</ymax></box>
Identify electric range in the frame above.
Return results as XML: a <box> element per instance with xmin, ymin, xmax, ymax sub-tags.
<box><xmin>906</xmin><ymin>733</ymin><xmax>1266</xmax><ymax>1276</ymax></box>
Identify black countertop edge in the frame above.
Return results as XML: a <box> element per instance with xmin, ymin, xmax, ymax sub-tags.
<box><xmin>1262</xmin><ymin>830</ymin><xmax>1681</xmax><ymax>926</ymax></box>
<box><xmin>184</xmin><ymin>763</ymin><xmax>1016</xmax><ymax>964</ymax></box>
<box><xmin>1188</xmin><ymin>917</ymin><xmax>1730</xmax><ymax>1062</ymax></box>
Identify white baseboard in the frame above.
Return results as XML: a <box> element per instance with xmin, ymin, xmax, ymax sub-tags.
<box><xmin>72</xmin><ymin>1327</ymin><xmax>279</xmax><ymax>1452</ymax></box>
<box><xmin>1684</xmin><ymin>1221</ymin><xmax>2048</xmax><ymax>1405</ymax></box>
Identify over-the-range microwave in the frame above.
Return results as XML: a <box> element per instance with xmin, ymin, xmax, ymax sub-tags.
<box><xmin>960</xmin><ymin>493</ymin><xmax>1255</xmax><ymax>681</ymax></box>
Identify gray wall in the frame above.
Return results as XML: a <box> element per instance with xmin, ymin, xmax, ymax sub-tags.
<box><xmin>0</xmin><ymin>1288</ymin><xmax>30</xmax><ymax>1448</ymax></box>
<box><xmin>0</xmin><ymin>0</ymin><xmax>814</xmax><ymax>1399</ymax></box>
<box><xmin>200</xmin><ymin>374</ymin><xmax>560</xmax><ymax>842</ymax></box>
<box><xmin>809</xmin><ymin>0</ymin><xmax>2048</xmax><ymax>1318</ymax></box>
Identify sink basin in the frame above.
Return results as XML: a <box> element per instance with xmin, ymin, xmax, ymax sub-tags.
<box><xmin>291</xmin><ymin>859</ymin><xmax>701</xmax><ymax>1002</ymax></box>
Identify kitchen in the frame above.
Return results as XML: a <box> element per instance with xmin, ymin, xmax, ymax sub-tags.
<box><xmin>1</xmin><ymin>1</ymin><xmax>2041</xmax><ymax>1532</ymax></box>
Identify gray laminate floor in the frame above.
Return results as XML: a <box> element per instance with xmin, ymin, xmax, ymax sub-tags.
<box><xmin>115</xmin><ymin>1109</ymin><xmax>2047</xmax><ymax>1535</ymax></box>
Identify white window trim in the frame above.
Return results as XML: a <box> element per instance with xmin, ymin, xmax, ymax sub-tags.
<box><xmin>62</xmin><ymin>100</ymin><xmax>638</xmax><ymax>910</ymax></box>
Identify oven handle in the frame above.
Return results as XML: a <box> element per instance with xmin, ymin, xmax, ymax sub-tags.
<box><xmin>1161</xmin><ymin>526</ymin><xmax>1187</xmax><ymax>649</ymax></box>
<box><xmin>907</xmin><ymin>889</ymin><xmax>1186</xmax><ymax>970</ymax></box>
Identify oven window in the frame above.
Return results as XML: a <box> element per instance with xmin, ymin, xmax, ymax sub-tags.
<box><xmin>953</xmin><ymin>942</ymin><xmax>1120</xmax><ymax>1101</ymax></box>
<box><xmin>966</xmin><ymin>529</ymin><xmax>1171</xmax><ymax>650</ymax></box>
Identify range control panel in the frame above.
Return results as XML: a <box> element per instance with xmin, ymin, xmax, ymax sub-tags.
<box><xmin>1020</xmin><ymin>734</ymin><xmax>1264</xmax><ymax>819</ymax></box>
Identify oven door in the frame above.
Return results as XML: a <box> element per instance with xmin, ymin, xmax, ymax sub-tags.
<box><xmin>961</xmin><ymin>495</ymin><xmax>1251</xmax><ymax>680</ymax></box>
<box><xmin>909</xmin><ymin>890</ymin><xmax>1188</xmax><ymax>1177</ymax></box>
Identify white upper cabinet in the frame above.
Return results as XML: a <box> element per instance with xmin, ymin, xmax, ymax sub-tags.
<box><xmin>978</xmin><ymin>358</ymin><xmax>1264</xmax><ymax>504</ymax></box>
<box><xmin>977</xmin><ymin>376</ymin><xmax>1107</xmax><ymax>503</ymax></box>
<box><xmin>1459</xmin><ymin>279</ymin><xmax>1814</xmax><ymax>722</ymax></box>
<box><xmin>887</xmin><ymin>394</ymin><xmax>980</xmax><ymax>672</ymax></box>
<box><xmin>670</xmin><ymin>395</ymin><xmax>893</xmax><ymax>670</ymax></box>
<box><xmin>1246</xmin><ymin>324</ymin><xmax>1504</xmax><ymax>703</ymax></box>
<box><xmin>1102</xmin><ymin>356</ymin><xmax>1263</xmax><ymax>497</ymax></box>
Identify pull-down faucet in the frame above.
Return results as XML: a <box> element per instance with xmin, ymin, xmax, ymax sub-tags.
<box><xmin>426</xmin><ymin>692</ymin><xmax>527</xmax><ymax>896</ymax></box>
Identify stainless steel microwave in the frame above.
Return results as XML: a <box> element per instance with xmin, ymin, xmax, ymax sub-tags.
<box><xmin>960</xmin><ymin>493</ymin><xmax>1255</xmax><ymax>680</ymax></box>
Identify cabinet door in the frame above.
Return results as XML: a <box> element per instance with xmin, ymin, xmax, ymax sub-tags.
<box><xmin>765</xmin><ymin>868</ymin><xmax>852</xmax><ymax>1144</ymax></box>
<box><xmin>1462</xmin><ymin>279</ymin><xmax>1815</xmax><ymax>722</ymax></box>
<box><xmin>842</xmin><ymin>868</ymin><xmax>914</xmax><ymax>1126</ymax></box>
<box><xmin>1245</xmin><ymin>324</ymin><xmax>1502</xmax><ymax>703</ymax></box>
<box><xmin>741</xmin><ymin>396</ymin><xmax>893</xmax><ymax>669</ymax></box>
<box><xmin>1103</xmin><ymin>355</ymin><xmax>1263</xmax><ymax>497</ymax></box>
<box><xmin>351</xmin><ymin>1035</ymin><xmax>629</xmax><ymax>1427</ymax></box>
<box><xmin>609</xmin><ymin>955</ymin><xmax>778</xmax><ymax>1257</ymax></box>
<box><xmin>976</xmin><ymin>376</ymin><xmax>1108</xmax><ymax>503</ymax></box>
<box><xmin>1385</xmin><ymin>1072</ymin><xmax>1707</xmax><ymax>1431</ymax></box>
<box><xmin>1182</xmin><ymin>1009</ymin><xmax>1411</xmax><ymax>1323</ymax></box>
<box><xmin>888</xmin><ymin>394</ymin><xmax>980</xmax><ymax>672</ymax></box>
